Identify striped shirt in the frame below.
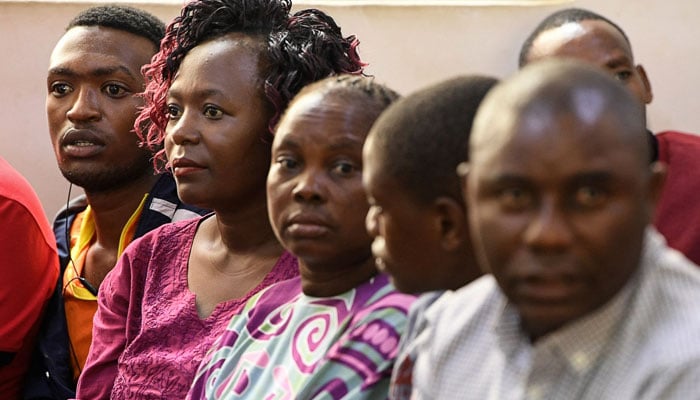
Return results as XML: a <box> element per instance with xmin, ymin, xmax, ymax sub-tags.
<box><xmin>411</xmin><ymin>228</ymin><xmax>700</xmax><ymax>399</ymax></box>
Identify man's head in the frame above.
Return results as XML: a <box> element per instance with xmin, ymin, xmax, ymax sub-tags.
<box><xmin>519</xmin><ymin>8</ymin><xmax>652</xmax><ymax>113</ymax></box>
<box><xmin>363</xmin><ymin>75</ymin><xmax>497</xmax><ymax>293</ymax></box>
<box><xmin>466</xmin><ymin>60</ymin><xmax>665</xmax><ymax>341</ymax></box>
<box><xmin>46</xmin><ymin>5</ymin><xmax>165</xmax><ymax>193</ymax></box>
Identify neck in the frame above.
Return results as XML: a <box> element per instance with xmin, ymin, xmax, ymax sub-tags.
<box><xmin>300</xmin><ymin>251</ymin><xmax>377</xmax><ymax>297</ymax></box>
<box><xmin>210</xmin><ymin>201</ymin><xmax>281</xmax><ymax>254</ymax></box>
<box><xmin>83</xmin><ymin>173</ymin><xmax>159</xmax><ymax>248</ymax></box>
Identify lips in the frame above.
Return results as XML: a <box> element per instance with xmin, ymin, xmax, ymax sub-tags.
<box><xmin>286</xmin><ymin>212</ymin><xmax>331</xmax><ymax>239</ymax></box>
<box><xmin>512</xmin><ymin>275</ymin><xmax>586</xmax><ymax>304</ymax></box>
<box><xmin>60</xmin><ymin>129</ymin><xmax>106</xmax><ymax>158</ymax></box>
<box><xmin>170</xmin><ymin>157</ymin><xmax>205</xmax><ymax>178</ymax></box>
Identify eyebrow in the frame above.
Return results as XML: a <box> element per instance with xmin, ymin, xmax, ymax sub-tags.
<box><xmin>568</xmin><ymin>171</ymin><xmax>614</xmax><ymax>186</ymax></box>
<box><xmin>275</xmin><ymin>135</ymin><xmax>364</xmax><ymax>152</ymax></box>
<box><xmin>48</xmin><ymin>65</ymin><xmax>138</xmax><ymax>80</ymax></box>
<box><xmin>326</xmin><ymin>136</ymin><xmax>364</xmax><ymax>152</ymax></box>
<box><xmin>167</xmin><ymin>87</ymin><xmax>225</xmax><ymax>100</ymax></box>
<box><xmin>604</xmin><ymin>54</ymin><xmax>633</xmax><ymax>69</ymax></box>
<box><xmin>482</xmin><ymin>170</ymin><xmax>614</xmax><ymax>186</ymax></box>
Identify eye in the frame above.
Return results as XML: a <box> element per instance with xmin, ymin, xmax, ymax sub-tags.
<box><xmin>499</xmin><ymin>187</ymin><xmax>534</xmax><ymax>211</ymax></box>
<box><xmin>614</xmin><ymin>70</ymin><xmax>633</xmax><ymax>82</ymax></box>
<box><xmin>573</xmin><ymin>185</ymin><xmax>608</xmax><ymax>209</ymax></box>
<box><xmin>275</xmin><ymin>156</ymin><xmax>299</xmax><ymax>171</ymax></box>
<box><xmin>166</xmin><ymin>104</ymin><xmax>182</xmax><ymax>120</ymax></box>
<box><xmin>331</xmin><ymin>160</ymin><xmax>357</xmax><ymax>176</ymax></box>
<box><xmin>50</xmin><ymin>82</ymin><xmax>72</xmax><ymax>97</ymax></box>
<box><xmin>203</xmin><ymin>105</ymin><xmax>224</xmax><ymax>119</ymax></box>
<box><xmin>103</xmin><ymin>83</ymin><xmax>128</xmax><ymax>98</ymax></box>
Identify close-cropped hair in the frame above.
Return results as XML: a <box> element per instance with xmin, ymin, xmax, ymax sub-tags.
<box><xmin>518</xmin><ymin>7</ymin><xmax>632</xmax><ymax>68</ymax></box>
<box><xmin>280</xmin><ymin>74</ymin><xmax>399</xmax><ymax>126</ymax></box>
<box><xmin>136</xmin><ymin>0</ymin><xmax>366</xmax><ymax>169</ymax></box>
<box><xmin>67</xmin><ymin>5</ymin><xmax>165</xmax><ymax>50</ymax></box>
<box><xmin>368</xmin><ymin>75</ymin><xmax>498</xmax><ymax>203</ymax></box>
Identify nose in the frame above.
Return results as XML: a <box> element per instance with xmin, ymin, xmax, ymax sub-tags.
<box><xmin>365</xmin><ymin>205</ymin><xmax>380</xmax><ymax>238</ymax></box>
<box><xmin>292</xmin><ymin>169</ymin><xmax>325</xmax><ymax>204</ymax></box>
<box><xmin>524</xmin><ymin>198</ymin><xmax>573</xmax><ymax>251</ymax></box>
<box><xmin>66</xmin><ymin>87</ymin><xmax>101</xmax><ymax>123</ymax></box>
<box><xmin>166</xmin><ymin>111</ymin><xmax>201</xmax><ymax>146</ymax></box>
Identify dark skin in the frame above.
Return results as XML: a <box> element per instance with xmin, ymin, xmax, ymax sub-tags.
<box><xmin>47</xmin><ymin>26</ymin><xmax>160</xmax><ymax>288</ymax></box>
<box><xmin>363</xmin><ymin>136</ymin><xmax>479</xmax><ymax>294</ymax></box>
<box><xmin>267</xmin><ymin>92</ymin><xmax>378</xmax><ymax>297</ymax></box>
<box><xmin>466</xmin><ymin>64</ymin><xmax>665</xmax><ymax>341</ymax></box>
<box><xmin>525</xmin><ymin>19</ymin><xmax>653</xmax><ymax>110</ymax></box>
<box><xmin>165</xmin><ymin>34</ymin><xmax>283</xmax><ymax>318</ymax></box>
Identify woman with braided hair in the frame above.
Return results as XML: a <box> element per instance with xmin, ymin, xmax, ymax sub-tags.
<box><xmin>76</xmin><ymin>1</ymin><xmax>364</xmax><ymax>398</ymax></box>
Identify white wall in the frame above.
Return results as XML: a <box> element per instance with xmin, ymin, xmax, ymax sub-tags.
<box><xmin>1</xmin><ymin>0</ymin><xmax>698</xmax><ymax>215</ymax></box>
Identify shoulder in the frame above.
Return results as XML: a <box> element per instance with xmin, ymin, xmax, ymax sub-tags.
<box><xmin>414</xmin><ymin>276</ymin><xmax>503</xmax><ymax>357</ymax></box>
<box><xmin>427</xmin><ymin>275</ymin><xmax>501</xmax><ymax>326</ymax></box>
<box><xmin>0</xmin><ymin>158</ymin><xmax>52</xmax><ymax>230</ymax></box>
<box><xmin>655</xmin><ymin>130</ymin><xmax>700</xmax><ymax>143</ymax></box>
<box><xmin>655</xmin><ymin>130</ymin><xmax>700</xmax><ymax>162</ymax></box>
<box><xmin>626</xmin><ymin>230</ymin><xmax>700</xmax><ymax>364</ymax></box>
<box><xmin>134</xmin><ymin>216</ymin><xmax>201</xmax><ymax>246</ymax></box>
<box><xmin>353</xmin><ymin>274</ymin><xmax>416</xmax><ymax>321</ymax></box>
<box><xmin>119</xmin><ymin>217</ymin><xmax>202</xmax><ymax>270</ymax></box>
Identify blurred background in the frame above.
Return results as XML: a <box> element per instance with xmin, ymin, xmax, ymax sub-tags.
<box><xmin>1</xmin><ymin>0</ymin><xmax>697</xmax><ymax>214</ymax></box>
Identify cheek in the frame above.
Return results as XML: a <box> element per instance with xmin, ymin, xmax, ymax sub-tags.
<box><xmin>342</xmin><ymin>188</ymin><xmax>372</xmax><ymax>240</ymax></box>
<box><xmin>266</xmin><ymin>176</ymin><xmax>289</xmax><ymax>217</ymax></box>
<box><xmin>471</xmin><ymin>208</ymin><xmax>526</xmax><ymax>270</ymax></box>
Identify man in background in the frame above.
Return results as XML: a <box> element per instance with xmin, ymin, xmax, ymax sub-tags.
<box><xmin>519</xmin><ymin>7</ymin><xmax>700</xmax><ymax>265</ymax></box>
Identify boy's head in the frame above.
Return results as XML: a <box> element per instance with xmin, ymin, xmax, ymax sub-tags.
<box><xmin>267</xmin><ymin>75</ymin><xmax>398</xmax><ymax>292</ymax></box>
<box><xmin>363</xmin><ymin>75</ymin><xmax>497</xmax><ymax>294</ymax></box>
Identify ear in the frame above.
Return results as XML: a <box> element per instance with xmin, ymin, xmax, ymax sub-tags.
<box><xmin>456</xmin><ymin>161</ymin><xmax>470</xmax><ymax>204</ymax></box>
<box><xmin>647</xmin><ymin>161</ymin><xmax>667</xmax><ymax>211</ymax></box>
<box><xmin>433</xmin><ymin>196</ymin><xmax>468</xmax><ymax>251</ymax></box>
<box><xmin>636</xmin><ymin>64</ymin><xmax>653</xmax><ymax>104</ymax></box>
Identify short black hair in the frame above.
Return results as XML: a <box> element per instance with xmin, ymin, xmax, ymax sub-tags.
<box><xmin>367</xmin><ymin>75</ymin><xmax>498</xmax><ymax>203</ymax></box>
<box><xmin>67</xmin><ymin>5</ymin><xmax>165</xmax><ymax>50</ymax></box>
<box><xmin>519</xmin><ymin>8</ymin><xmax>631</xmax><ymax>68</ymax></box>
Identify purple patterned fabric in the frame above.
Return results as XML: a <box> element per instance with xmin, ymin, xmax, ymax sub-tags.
<box><xmin>188</xmin><ymin>274</ymin><xmax>415</xmax><ymax>399</ymax></box>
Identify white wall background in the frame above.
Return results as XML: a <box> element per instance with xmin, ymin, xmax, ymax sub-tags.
<box><xmin>1</xmin><ymin>0</ymin><xmax>698</xmax><ymax>215</ymax></box>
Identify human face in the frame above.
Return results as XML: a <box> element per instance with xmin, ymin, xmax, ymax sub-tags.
<box><xmin>363</xmin><ymin>139</ymin><xmax>474</xmax><ymax>293</ymax></box>
<box><xmin>527</xmin><ymin>20</ymin><xmax>653</xmax><ymax>106</ymax></box>
<box><xmin>47</xmin><ymin>26</ymin><xmax>155</xmax><ymax>193</ymax></box>
<box><xmin>466</xmin><ymin>110</ymin><xmax>661</xmax><ymax>340</ymax></box>
<box><xmin>267</xmin><ymin>92</ymin><xmax>373</xmax><ymax>270</ymax></box>
<box><xmin>165</xmin><ymin>34</ymin><xmax>272</xmax><ymax>210</ymax></box>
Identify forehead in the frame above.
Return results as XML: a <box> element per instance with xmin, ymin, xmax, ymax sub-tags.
<box><xmin>49</xmin><ymin>26</ymin><xmax>155</xmax><ymax>74</ymax></box>
<box><xmin>471</xmin><ymin>108</ymin><xmax>641</xmax><ymax>182</ymax></box>
<box><xmin>274</xmin><ymin>92</ymin><xmax>372</xmax><ymax>151</ymax></box>
<box><xmin>530</xmin><ymin>20</ymin><xmax>633</xmax><ymax>65</ymax></box>
<box><xmin>172</xmin><ymin>35</ymin><xmax>263</xmax><ymax>93</ymax></box>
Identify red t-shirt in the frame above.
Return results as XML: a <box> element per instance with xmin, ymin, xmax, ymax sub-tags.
<box><xmin>0</xmin><ymin>157</ymin><xmax>59</xmax><ymax>399</ymax></box>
